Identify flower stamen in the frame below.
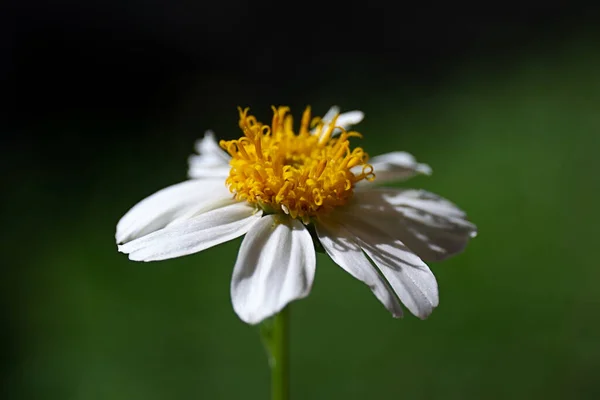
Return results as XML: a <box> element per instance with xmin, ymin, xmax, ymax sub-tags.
<box><xmin>220</xmin><ymin>106</ymin><xmax>375</xmax><ymax>221</ymax></box>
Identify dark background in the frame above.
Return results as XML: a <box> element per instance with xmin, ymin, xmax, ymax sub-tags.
<box><xmin>3</xmin><ymin>2</ymin><xmax>600</xmax><ymax>399</ymax></box>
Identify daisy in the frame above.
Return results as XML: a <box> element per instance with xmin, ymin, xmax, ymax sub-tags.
<box><xmin>116</xmin><ymin>106</ymin><xmax>477</xmax><ymax>324</ymax></box>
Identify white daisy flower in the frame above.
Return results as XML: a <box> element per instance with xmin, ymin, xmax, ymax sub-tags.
<box><xmin>116</xmin><ymin>106</ymin><xmax>477</xmax><ymax>325</ymax></box>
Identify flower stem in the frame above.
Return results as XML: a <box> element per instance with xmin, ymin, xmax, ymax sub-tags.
<box><xmin>260</xmin><ymin>306</ymin><xmax>290</xmax><ymax>400</ymax></box>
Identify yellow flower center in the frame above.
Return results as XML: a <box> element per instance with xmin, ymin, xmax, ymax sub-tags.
<box><xmin>220</xmin><ymin>106</ymin><xmax>375</xmax><ymax>222</ymax></box>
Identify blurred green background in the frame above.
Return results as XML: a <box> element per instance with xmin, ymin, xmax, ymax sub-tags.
<box><xmin>3</xmin><ymin>3</ymin><xmax>600</xmax><ymax>399</ymax></box>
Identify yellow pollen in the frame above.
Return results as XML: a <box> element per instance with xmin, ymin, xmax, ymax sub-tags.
<box><xmin>220</xmin><ymin>106</ymin><xmax>375</xmax><ymax>222</ymax></box>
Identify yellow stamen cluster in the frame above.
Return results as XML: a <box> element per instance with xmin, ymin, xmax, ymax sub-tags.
<box><xmin>220</xmin><ymin>106</ymin><xmax>375</xmax><ymax>222</ymax></box>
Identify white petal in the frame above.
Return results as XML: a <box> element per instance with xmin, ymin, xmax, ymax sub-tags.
<box><xmin>188</xmin><ymin>131</ymin><xmax>231</xmax><ymax>179</ymax></box>
<box><xmin>119</xmin><ymin>202</ymin><xmax>262</xmax><ymax>262</ymax></box>
<box><xmin>332</xmin><ymin>110</ymin><xmax>364</xmax><ymax>129</ymax></box>
<box><xmin>231</xmin><ymin>215</ymin><xmax>316</xmax><ymax>324</ymax></box>
<box><xmin>321</xmin><ymin>106</ymin><xmax>340</xmax><ymax>122</ymax></box>
<box><xmin>379</xmin><ymin>188</ymin><xmax>469</xmax><ymax>219</ymax></box>
<box><xmin>345</xmin><ymin>188</ymin><xmax>477</xmax><ymax>261</ymax></box>
<box><xmin>337</xmin><ymin>214</ymin><xmax>439</xmax><ymax>319</ymax></box>
<box><xmin>313</xmin><ymin>106</ymin><xmax>365</xmax><ymax>137</ymax></box>
<box><xmin>355</xmin><ymin>151</ymin><xmax>432</xmax><ymax>185</ymax></box>
<box><xmin>188</xmin><ymin>162</ymin><xmax>230</xmax><ymax>180</ymax></box>
<box><xmin>316</xmin><ymin>219</ymin><xmax>403</xmax><ymax>317</ymax></box>
<box><xmin>116</xmin><ymin>179</ymin><xmax>233</xmax><ymax>244</ymax></box>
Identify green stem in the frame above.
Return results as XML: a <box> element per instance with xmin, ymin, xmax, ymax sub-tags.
<box><xmin>260</xmin><ymin>306</ymin><xmax>290</xmax><ymax>400</ymax></box>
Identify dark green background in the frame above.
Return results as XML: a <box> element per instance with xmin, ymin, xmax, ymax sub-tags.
<box><xmin>3</xmin><ymin>4</ymin><xmax>599</xmax><ymax>399</ymax></box>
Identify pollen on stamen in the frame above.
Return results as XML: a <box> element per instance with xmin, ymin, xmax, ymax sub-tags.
<box><xmin>220</xmin><ymin>106</ymin><xmax>375</xmax><ymax>222</ymax></box>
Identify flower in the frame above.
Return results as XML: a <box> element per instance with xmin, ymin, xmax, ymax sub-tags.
<box><xmin>116</xmin><ymin>106</ymin><xmax>477</xmax><ymax>324</ymax></box>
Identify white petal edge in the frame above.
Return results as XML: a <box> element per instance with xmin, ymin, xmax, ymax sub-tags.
<box><xmin>188</xmin><ymin>131</ymin><xmax>232</xmax><ymax>179</ymax></box>
<box><xmin>343</xmin><ymin>188</ymin><xmax>477</xmax><ymax>261</ymax></box>
<box><xmin>313</xmin><ymin>106</ymin><xmax>365</xmax><ymax>137</ymax></box>
<box><xmin>316</xmin><ymin>218</ymin><xmax>403</xmax><ymax>317</ymax></box>
<box><xmin>119</xmin><ymin>202</ymin><xmax>262</xmax><ymax>262</ymax></box>
<box><xmin>332</xmin><ymin>110</ymin><xmax>365</xmax><ymax>130</ymax></box>
<box><xmin>355</xmin><ymin>151</ymin><xmax>431</xmax><ymax>185</ymax></box>
<box><xmin>321</xmin><ymin>105</ymin><xmax>341</xmax><ymax>122</ymax></box>
<box><xmin>116</xmin><ymin>179</ymin><xmax>233</xmax><ymax>244</ymax></box>
<box><xmin>231</xmin><ymin>215</ymin><xmax>316</xmax><ymax>325</ymax></box>
<box><xmin>338</xmin><ymin>214</ymin><xmax>439</xmax><ymax>319</ymax></box>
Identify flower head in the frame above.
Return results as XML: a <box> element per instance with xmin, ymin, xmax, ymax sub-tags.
<box><xmin>221</xmin><ymin>106</ymin><xmax>373</xmax><ymax>222</ymax></box>
<box><xmin>117</xmin><ymin>106</ymin><xmax>476</xmax><ymax>324</ymax></box>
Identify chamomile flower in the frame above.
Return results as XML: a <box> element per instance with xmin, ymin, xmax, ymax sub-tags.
<box><xmin>116</xmin><ymin>106</ymin><xmax>476</xmax><ymax>324</ymax></box>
